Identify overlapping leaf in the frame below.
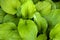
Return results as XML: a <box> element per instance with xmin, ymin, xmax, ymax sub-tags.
<box><xmin>0</xmin><ymin>8</ymin><xmax>5</xmax><ymax>23</ymax></box>
<box><xmin>33</xmin><ymin>12</ymin><xmax>48</xmax><ymax>33</ymax></box>
<box><xmin>20</xmin><ymin>0</ymin><xmax>36</xmax><ymax>18</ymax></box>
<box><xmin>1</xmin><ymin>0</ymin><xmax>21</xmax><ymax>15</ymax></box>
<box><xmin>0</xmin><ymin>22</ymin><xmax>21</xmax><ymax>40</ymax></box>
<box><xmin>18</xmin><ymin>19</ymin><xmax>38</xmax><ymax>40</ymax></box>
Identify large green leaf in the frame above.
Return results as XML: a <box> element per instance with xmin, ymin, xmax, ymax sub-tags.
<box><xmin>18</xmin><ymin>19</ymin><xmax>38</xmax><ymax>40</ymax></box>
<box><xmin>0</xmin><ymin>22</ymin><xmax>21</xmax><ymax>40</ymax></box>
<box><xmin>1</xmin><ymin>0</ymin><xmax>21</xmax><ymax>15</ymax></box>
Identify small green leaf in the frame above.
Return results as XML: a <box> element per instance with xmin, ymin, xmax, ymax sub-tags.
<box><xmin>50</xmin><ymin>23</ymin><xmax>60</xmax><ymax>40</ymax></box>
<box><xmin>20</xmin><ymin>0</ymin><xmax>36</xmax><ymax>18</ymax></box>
<box><xmin>55</xmin><ymin>2</ymin><xmax>60</xmax><ymax>9</ymax></box>
<box><xmin>20</xmin><ymin>0</ymin><xmax>31</xmax><ymax>4</ymax></box>
<box><xmin>37</xmin><ymin>34</ymin><xmax>47</xmax><ymax>40</ymax></box>
<box><xmin>0</xmin><ymin>0</ymin><xmax>1</xmax><ymax>6</ymax></box>
<box><xmin>52</xmin><ymin>32</ymin><xmax>60</xmax><ymax>40</ymax></box>
<box><xmin>36</xmin><ymin>1</ymin><xmax>51</xmax><ymax>16</ymax></box>
<box><xmin>3</xmin><ymin>14</ymin><xmax>19</xmax><ymax>25</ymax></box>
<box><xmin>0</xmin><ymin>8</ymin><xmax>6</xmax><ymax>23</ymax></box>
<box><xmin>49</xmin><ymin>9</ymin><xmax>60</xmax><ymax>28</ymax></box>
<box><xmin>33</xmin><ymin>12</ymin><xmax>48</xmax><ymax>33</ymax></box>
<box><xmin>32</xmin><ymin>0</ymin><xmax>39</xmax><ymax>4</ymax></box>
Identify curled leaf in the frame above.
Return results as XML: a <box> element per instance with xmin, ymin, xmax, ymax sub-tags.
<box><xmin>33</xmin><ymin>12</ymin><xmax>48</xmax><ymax>33</ymax></box>
<box><xmin>20</xmin><ymin>0</ymin><xmax>36</xmax><ymax>18</ymax></box>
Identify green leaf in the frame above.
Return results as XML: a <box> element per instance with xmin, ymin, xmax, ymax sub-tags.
<box><xmin>0</xmin><ymin>22</ymin><xmax>21</xmax><ymax>40</ymax></box>
<box><xmin>3</xmin><ymin>14</ymin><xmax>19</xmax><ymax>25</ymax></box>
<box><xmin>33</xmin><ymin>12</ymin><xmax>48</xmax><ymax>33</ymax></box>
<box><xmin>32</xmin><ymin>0</ymin><xmax>39</xmax><ymax>4</ymax></box>
<box><xmin>18</xmin><ymin>19</ymin><xmax>38</xmax><ymax>40</ymax></box>
<box><xmin>55</xmin><ymin>2</ymin><xmax>60</xmax><ymax>9</ymax></box>
<box><xmin>20</xmin><ymin>0</ymin><xmax>36</xmax><ymax>18</ymax></box>
<box><xmin>52</xmin><ymin>32</ymin><xmax>60</xmax><ymax>40</ymax></box>
<box><xmin>37</xmin><ymin>34</ymin><xmax>47</xmax><ymax>40</ymax></box>
<box><xmin>50</xmin><ymin>23</ymin><xmax>60</xmax><ymax>40</ymax></box>
<box><xmin>53</xmin><ymin>32</ymin><xmax>60</xmax><ymax>40</ymax></box>
<box><xmin>0</xmin><ymin>8</ymin><xmax>6</xmax><ymax>23</ymax></box>
<box><xmin>49</xmin><ymin>9</ymin><xmax>60</xmax><ymax>28</ymax></box>
<box><xmin>17</xmin><ymin>7</ymin><xmax>22</xmax><ymax>17</ymax></box>
<box><xmin>19</xmin><ymin>0</ymin><xmax>31</xmax><ymax>4</ymax></box>
<box><xmin>36</xmin><ymin>1</ymin><xmax>51</xmax><ymax>16</ymax></box>
<box><xmin>0</xmin><ymin>0</ymin><xmax>1</xmax><ymax>6</ymax></box>
<box><xmin>1</xmin><ymin>0</ymin><xmax>21</xmax><ymax>15</ymax></box>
